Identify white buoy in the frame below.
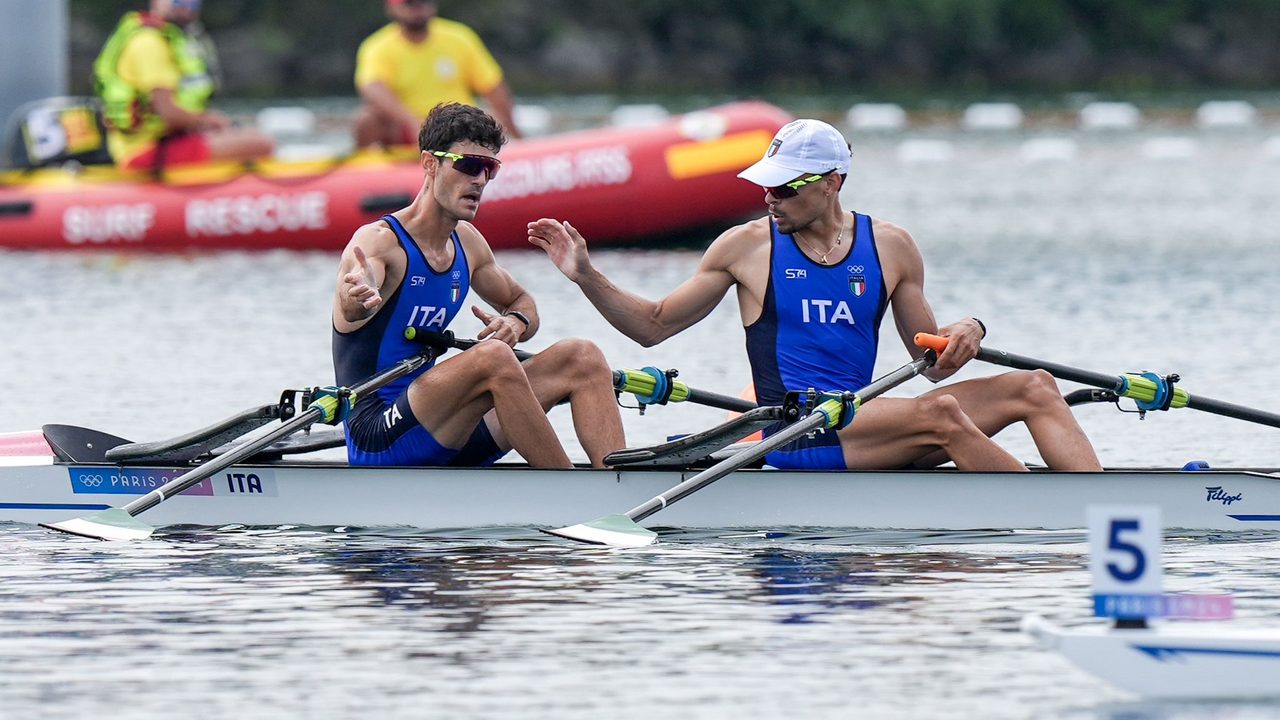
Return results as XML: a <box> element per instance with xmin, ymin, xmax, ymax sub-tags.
<box><xmin>1195</xmin><ymin>101</ymin><xmax>1257</xmax><ymax>128</ymax></box>
<box><xmin>896</xmin><ymin>139</ymin><xmax>953</xmax><ymax>163</ymax></box>
<box><xmin>1079</xmin><ymin>102</ymin><xmax>1141</xmax><ymax>130</ymax></box>
<box><xmin>1019</xmin><ymin>137</ymin><xmax>1078</xmax><ymax>162</ymax></box>
<box><xmin>962</xmin><ymin>102</ymin><xmax>1024</xmax><ymax>130</ymax></box>
<box><xmin>1141</xmin><ymin>136</ymin><xmax>1199</xmax><ymax>160</ymax></box>
<box><xmin>609</xmin><ymin>104</ymin><xmax>669</xmax><ymax>128</ymax></box>
<box><xmin>846</xmin><ymin>103</ymin><xmax>907</xmax><ymax>131</ymax></box>
<box><xmin>513</xmin><ymin>104</ymin><xmax>553</xmax><ymax>137</ymax></box>
<box><xmin>255</xmin><ymin>106</ymin><xmax>316</xmax><ymax>137</ymax></box>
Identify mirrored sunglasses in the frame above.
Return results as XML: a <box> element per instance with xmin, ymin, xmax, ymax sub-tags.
<box><xmin>431</xmin><ymin>151</ymin><xmax>502</xmax><ymax>180</ymax></box>
<box><xmin>768</xmin><ymin>171</ymin><xmax>831</xmax><ymax>199</ymax></box>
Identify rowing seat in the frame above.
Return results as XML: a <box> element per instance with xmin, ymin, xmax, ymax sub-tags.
<box><xmin>606</xmin><ymin>407</ymin><xmax>780</xmax><ymax>467</ymax></box>
<box><xmin>104</xmin><ymin>404</ymin><xmax>281</xmax><ymax>465</ymax></box>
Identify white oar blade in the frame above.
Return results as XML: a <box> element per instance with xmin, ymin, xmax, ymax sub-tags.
<box><xmin>542</xmin><ymin>514</ymin><xmax>658</xmax><ymax>547</ymax></box>
<box><xmin>40</xmin><ymin>508</ymin><xmax>155</xmax><ymax>541</ymax></box>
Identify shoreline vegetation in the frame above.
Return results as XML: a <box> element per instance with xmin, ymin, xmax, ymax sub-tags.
<box><xmin>68</xmin><ymin>0</ymin><xmax>1280</xmax><ymax>101</ymax></box>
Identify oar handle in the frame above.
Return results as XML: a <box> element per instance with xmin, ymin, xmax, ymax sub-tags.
<box><xmin>404</xmin><ymin>327</ymin><xmax>534</xmax><ymax>361</ymax></box>
<box><xmin>914</xmin><ymin>333</ymin><xmax>1125</xmax><ymax>390</ymax></box>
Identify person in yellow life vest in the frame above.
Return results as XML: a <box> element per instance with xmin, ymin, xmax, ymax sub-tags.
<box><xmin>94</xmin><ymin>0</ymin><xmax>273</xmax><ymax>170</ymax></box>
<box><xmin>354</xmin><ymin>0</ymin><xmax>522</xmax><ymax>148</ymax></box>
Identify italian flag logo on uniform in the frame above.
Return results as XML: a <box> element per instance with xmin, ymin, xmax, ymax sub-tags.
<box><xmin>450</xmin><ymin>282</ymin><xmax>461</xmax><ymax>303</ymax></box>
<box><xmin>849</xmin><ymin>275</ymin><xmax>866</xmax><ymax>297</ymax></box>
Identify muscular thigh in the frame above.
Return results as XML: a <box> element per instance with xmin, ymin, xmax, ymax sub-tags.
<box><xmin>404</xmin><ymin>353</ymin><xmax>502</xmax><ymax>448</ymax></box>
<box><xmin>835</xmin><ymin>396</ymin><xmax>944</xmax><ymax>470</ymax></box>
<box><xmin>915</xmin><ymin>375</ymin><xmax>1029</xmax><ymax>437</ymax></box>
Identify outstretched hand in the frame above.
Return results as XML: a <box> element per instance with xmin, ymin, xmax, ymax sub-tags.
<box><xmin>528</xmin><ymin>218</ymin><xmax>590</xmax><ymax>282</ymax></box>
<box><xmin>472</xmin><ymin>305</ymin><xmax>523</xmax><ymax>347</ymax></box>
<box><xmin>342</xmin><ymin>245</ymin><xmax>383</xmax><ymax>312</ymax></box>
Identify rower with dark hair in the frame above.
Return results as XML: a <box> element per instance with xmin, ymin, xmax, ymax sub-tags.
<box><xmin>332</xmin><ymin>102</ymin><xmax>623</xmax><ymax>469</ymax></box>
<box><xmin>530</xmin><ymin>119</ymin><xmax>1102</xmax><ymax>473</ymax></box>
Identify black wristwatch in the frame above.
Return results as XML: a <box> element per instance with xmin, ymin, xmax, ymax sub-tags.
<box><xmin>504</xmin><ymin>310</ymin><xmax>531</xmax><ymax>328</ymax></box>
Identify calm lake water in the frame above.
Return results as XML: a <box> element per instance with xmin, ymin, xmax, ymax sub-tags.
<box><xmin>3</xmin><ymin>122</ymin><xmax>1280</xmax><ymax>718</ymax></box>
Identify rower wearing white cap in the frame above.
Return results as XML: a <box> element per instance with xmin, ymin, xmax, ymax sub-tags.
<box><xmin>528</xmin><ymin>118</ymin><xmax>1102</xmax><ymax>472</ymax></box>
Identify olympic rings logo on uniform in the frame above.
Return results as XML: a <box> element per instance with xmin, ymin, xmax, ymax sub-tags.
<box><xmin>847</xmin><ymin>265</ymin><xmax>864</xmax><ymax>273</ymax></box>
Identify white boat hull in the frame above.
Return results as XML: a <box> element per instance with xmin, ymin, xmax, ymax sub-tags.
<box><xmin>2</xmin><ymin>460</ymin><xmax>1280</xmax><ymax>531</ymax></box>
<box><xmin>1023</xmin><ymin>614</ymin><xmax>1280</xmax><ymax>699</ymax></box>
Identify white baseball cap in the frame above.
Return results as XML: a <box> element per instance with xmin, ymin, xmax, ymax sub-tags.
<box><xmin>738</xmin><ymin>119</ymin><xmax>852</xmax><ymax>187</ymax></box>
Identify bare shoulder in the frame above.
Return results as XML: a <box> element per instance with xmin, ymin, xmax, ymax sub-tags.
<box><xmin>346</xmin><ymin>218</ymin><xmax>400</xmax><ymax>259</ymax></box>
<box><xmin>454</xmin><ymin>220</ymin><xmax>495</xmax><ymax>269</ymax></box>
<box><xmin>869</xmin><ymin>217</ymin><xmax>918</xmax><ymax>253</ymax></box>
<box><xmin>702</xmin><ymin>216</ymin><xmax>771</xmax><ymax>272</ymax></box>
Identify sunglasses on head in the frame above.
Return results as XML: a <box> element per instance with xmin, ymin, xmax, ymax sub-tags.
<box><xmin>768</xmin><ymin>171</ymin><xmax>833</xmax><ymax>199</ymax></box>
<box><xmin>431</xmin><ymin>151</ymin><xmax>502</xmax><ymax>180</ymax></box>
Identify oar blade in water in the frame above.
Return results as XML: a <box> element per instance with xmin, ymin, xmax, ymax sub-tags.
<box><xmin>40</xmin><ymin>508</ymin><xmax>155</xmax><ymax>541</ymax></box>
<box><xmin>542</xmin><ymin>514</ymin><xmax>658</xmax><ymax>547</ymax></box>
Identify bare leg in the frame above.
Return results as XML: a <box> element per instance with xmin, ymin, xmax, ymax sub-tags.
<box><xmin>353</xmin><ymin>104</ymin><xmax>402</xmax><ymax>149</ymax></box>
<box><xmin>909</xmin><ymin>371</ymin><xmax>1102</xmax><ymax>471</ymax></box>
<box><xmin>838</xmin><ymin>394</ymin><xmax>1029</xmax><ymax>472</ymax></box>
<box><xmin>405</xmin><ymin>340</ymin><xmax>572</xmax><ymax>468</ymax></box>
<box><xmin>205</xmin><ymin>128</ymin><xmax>275</xmax><ymax>162</ymax></box>
<box><xmin>504</xmin><ymin>339</ymin><xmax>625</xmax><ymax>467</ymax></box>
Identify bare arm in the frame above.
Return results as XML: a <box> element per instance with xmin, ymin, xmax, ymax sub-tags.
<box><xmin>333</xmin><ymin>224</ymin><xmax>398</xmax><ymax>330</ymax></box>
<box><xmin>882</xmin><ymin>223</ymin><xmax>985</xmax><ymax>380</ymax></box>
<box><xmin>464</xmin><ymin>225</ymin><xmax>537</xmax><ymax>346</ymax></box>
<box><xmin>151</xmin><ymin>87</ymin><xmax>229</xmax><ymax>132</ymax></box>
<box><xmin>481</xmin><ymin>82</ymin><xmax>522</xmax><ymax>139</ymax></box>
<box><xmin>357</xmin><ymin>81</ymin><xmax>421</xmax><ymax>140</ymax></box>
<box><xmin>528</xmin><ymin>218</ymin><xmax>737</xmax><ymax>347</ymax></box>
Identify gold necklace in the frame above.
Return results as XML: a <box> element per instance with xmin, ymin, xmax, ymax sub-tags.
<box><xmin>794</xmin><ymin>215</ymin><xmax>847</xmax><ymax>264</ymax></box>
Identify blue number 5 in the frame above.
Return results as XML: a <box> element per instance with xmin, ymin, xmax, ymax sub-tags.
<box><xmin>1107</xmin><ymin>519</ymin><xmax>1146</xmax><ymax>583</ymax></box>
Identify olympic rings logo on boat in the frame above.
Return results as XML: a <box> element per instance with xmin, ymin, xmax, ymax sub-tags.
<box><xmin>79</xmin><ymin>475</ymin><xmax>104</xmax><ymax>487</ymax></box>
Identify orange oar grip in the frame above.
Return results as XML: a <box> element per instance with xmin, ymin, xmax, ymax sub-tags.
<box><xmin>914</xmin><ymin>332</ymin><xmax>949</xmax><ymax>353</ymax></box>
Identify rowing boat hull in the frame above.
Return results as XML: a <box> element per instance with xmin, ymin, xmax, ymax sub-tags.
<box><xmin>3</xmin><ymin>459</ymin><xmax>1279</xmax><ymax>531</ymax></box>
<box><xmin>0</xmin><ymin>101</ymin><xmax>790</xmax><ymax>252</ymax></box>
<box><xmin>1023</xmin><ymin>615</ymin><xmax>1280</xmax><ymax>699</ymax></box>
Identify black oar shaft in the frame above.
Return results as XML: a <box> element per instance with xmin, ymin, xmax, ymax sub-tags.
<box><xmin>682</xmin><ymin>387</ymin><xmax>756</xmax><ymax>413</ymax></box>
<box><xmin>974</xmin><ymin>345</ymin><xmax>1280</xmax><ymax>429</ymax></box>
<box><xmin>976</xmin><ymin>348</ymin><xmax>1124</xmax><ymax>392</ymax></box>
<box><xmin>624</xmin><ymin>354</ymin><xmax>935</xmax><ymax>523</ymax></box>
<box><xmin>119</xmin><ymin>351</ymin><xmax>434</xmax><ymax>517</ymax></box>
<box><xmin>1185</xmin><ymin>395</ymin><xmax>1280</xmax><ymax>429</ymax></box>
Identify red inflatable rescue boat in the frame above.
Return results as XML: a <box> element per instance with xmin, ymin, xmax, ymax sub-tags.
<box><xmin>0</xmin><ymin>101</ymin><xmax>791</xmax><ymax>252</ymax></box>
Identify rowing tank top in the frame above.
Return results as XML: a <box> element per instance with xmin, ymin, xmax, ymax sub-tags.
<box><xmin>745</xmin><ymin>212</ymin><xmax>888</xmax><ymax>407</ymax></box>
<box><xmin>332</xmin><ymin>214</ymin><xmax>470</xmax><ymax>405</ymax></box>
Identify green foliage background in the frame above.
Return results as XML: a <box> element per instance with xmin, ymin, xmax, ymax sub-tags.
<box><xmin>68</xmin><ymin>0</ymin><xmax>1280</xmax><ymax>97</ymax></box>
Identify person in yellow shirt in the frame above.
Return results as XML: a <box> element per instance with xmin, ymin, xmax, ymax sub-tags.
<box><xmin>354</xmin><ymin>0</ymin><xmax>522</xmax><ymax>148</ymax></box>
<box><xmin>94</xmin><ymin>0</ymin><xmax>273</xmax><ymax>170</ymax></box>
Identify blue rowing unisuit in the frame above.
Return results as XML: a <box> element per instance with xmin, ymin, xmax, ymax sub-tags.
<box><xmin>332</xmin><ymin>214</ymin><xmax>469</xmax><ymax>400</ymax></box>
<box><xmin>745</xmin><ymin>212</ymin><xmax>888</xmax><ymax>468</ymax></box>
<box><xmin>332</xmin><ymin>214</ymin><xmax>509</xmax><ymax>466</ymax></box>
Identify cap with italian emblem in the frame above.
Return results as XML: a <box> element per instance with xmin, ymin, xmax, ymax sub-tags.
<box><xmin>738</xmin><ymin>119</ymin><xmax>852</xmax><ymax>187</ymax></box>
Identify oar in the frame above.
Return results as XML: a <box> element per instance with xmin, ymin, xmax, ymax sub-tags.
<box><xmin>915</xmin><ymin>332</ymin><xmax>1280</xmax><ymax>429</ymax></box>
<box><xmin>406</xmin><ymin>328</ymin><xmax>755</xmax><ymax>413</ymax></box>
<box><xmin>41</xmin><ymin>346</ymin><xmax>442</xmax><ymax>541</ymax></box>
<box><xmin>545</xmin><ymin>352</ymin><xmax>938</xmax><ymax>547</ymax></box>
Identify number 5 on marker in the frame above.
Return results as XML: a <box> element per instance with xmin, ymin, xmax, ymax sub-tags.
<box><xmin>1087</xmin><ymin>505</ymin><xmax>1162</xmax><ymax>596</ymax></box>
